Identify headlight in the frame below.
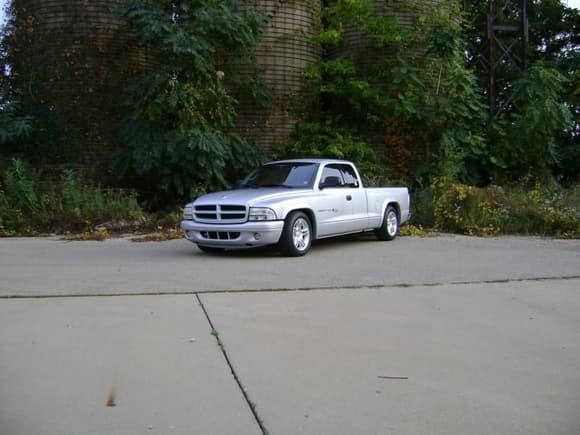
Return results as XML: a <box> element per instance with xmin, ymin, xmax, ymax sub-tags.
<box><xmin>248</xmin><ymin>207</ymin><xmax>277</xmax><ymax>221</ymax></box>
<box><xmin>183</xmin><ymin>205</ymin><xmax>193</xmax><ymax>220</ymax></box>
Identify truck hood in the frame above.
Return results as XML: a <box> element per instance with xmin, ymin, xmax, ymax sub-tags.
<box><xmin>192</xmin><ymin>188</ymin><xmax>312</xmax><ymax>206</ymax></box>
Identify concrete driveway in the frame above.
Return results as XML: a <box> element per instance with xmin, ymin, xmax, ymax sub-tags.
<box><xmin>0</xmin><ymin>235</ymin><xmax>579</xmax><ymax>434</ymax></box>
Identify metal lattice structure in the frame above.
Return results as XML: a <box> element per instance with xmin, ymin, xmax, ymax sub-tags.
<box><xmin>466</xmin><ymin>0</ymin><xmax>529</xmax><ymax>115</ymax></box>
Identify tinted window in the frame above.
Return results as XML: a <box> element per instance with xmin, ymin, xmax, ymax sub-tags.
<box><xmin>242</xmin><ymin>163</ymin><xmax>319</xmax><ymax>188</ymax></box>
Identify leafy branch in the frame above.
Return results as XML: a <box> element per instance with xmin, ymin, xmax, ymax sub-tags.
<box><xmin>115</xmin><ymin>0</ymin><xmax>267</xmax><ymax>198</ymax></box>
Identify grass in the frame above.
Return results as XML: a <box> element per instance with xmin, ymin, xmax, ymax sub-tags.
<box><xmin>0</xmin><ymin>160</ymin><xmax>146</xmax><ymax>236</ymax></box>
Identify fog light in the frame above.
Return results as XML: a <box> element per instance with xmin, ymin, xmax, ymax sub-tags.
<box><xmin>254</xmin><ymin>232</ymin><xmax>262</xmax><ymax>241</ymax></box>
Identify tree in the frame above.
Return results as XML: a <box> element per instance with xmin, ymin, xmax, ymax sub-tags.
<box><xmin>114</xmin><ymin>0</ymin><xmax>266</xmax><ymax>199</ymax></box>
<box><xmin>464</xmin><ymin>0</ymin><xmax>578</xmax><ymax>182</ymax></box>
<box><xmin>0</xmin><ymin>9</ymin><xmax>33</xmax><ymax>159</ymax></box>
<box><xmin>283</xmin><ymin>0</ymin><xmax>487</xmax><ymax>185</ymax></box>
<box><xmin>489</xmin><ymin>64</ymin><xmax>572</xmax><ymax>180</ymax></box>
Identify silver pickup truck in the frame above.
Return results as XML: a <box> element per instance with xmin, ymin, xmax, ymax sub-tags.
<box><xmin>181</xmin><ymin>159</ymin><xmax>410</xmax><ymax>256</ymax></box>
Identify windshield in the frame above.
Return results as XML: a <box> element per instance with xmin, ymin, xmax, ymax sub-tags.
<box><xmin>241</xmin><ymin>163</ymin><xmax>319</xmax><ymax>189</ymax></box>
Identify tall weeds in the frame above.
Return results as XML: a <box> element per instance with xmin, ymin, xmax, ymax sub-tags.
<box><xmin>414</xmin><ymin>182</ymin><xmax>579</xmax><ymax>238</ymax></box>
<box><xmin>0</xmin><ymin>159</ymin><xmax>144</xmax><ymax>235</ymax></box>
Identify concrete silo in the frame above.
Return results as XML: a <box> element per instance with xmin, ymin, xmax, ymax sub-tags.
<box><xmin>329</xmin><ymin>0</ymin><xmax>449</xmax><ymax>74</ymax></box>
<box><xmin>228</xmin><ymin>0</ymin><xmax>322</xmax><ymax>152</ymax></box>
<box><xmin>7</xmin><ymin>0</ymin><xmax>152</xmax><ymax>181</ymax></box>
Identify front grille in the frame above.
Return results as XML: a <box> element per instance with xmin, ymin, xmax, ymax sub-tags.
<box><xmin>200</xmin><ymin>231</ymin><xmax>241</xmax><ymax>240</ymax></box>
<box><xmin>193</xmin><ymin>204</ymin><xmax>247</xmax><ymax>223</ymax></box>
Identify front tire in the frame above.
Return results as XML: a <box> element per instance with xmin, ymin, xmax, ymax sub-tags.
<box><xmin>278</xmin><ymin>211</ymin><xmax>312</xmax><ymax>256</ymax></box>
<box><xmin>375</xmin><ymin>205</ymin><xmax>399</xmax><ymax>241</ymax></box>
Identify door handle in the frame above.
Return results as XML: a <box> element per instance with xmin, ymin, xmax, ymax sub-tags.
<box><xmin>346</xmin><ymin>195</ymin><xmax>352</xmax><ymax>201</ymax></box>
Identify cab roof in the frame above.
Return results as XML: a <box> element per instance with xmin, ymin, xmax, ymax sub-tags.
<box><xmin>265</xmin><ymin>158</ymin><xmax>354</xmax><ymax>165</ymax></box>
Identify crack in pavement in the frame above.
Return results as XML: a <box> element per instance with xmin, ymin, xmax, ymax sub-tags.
<box><xmin>1</xmin><ymin>275</ymin><xmax>579</xmax><ymax>299</ymax></box>
<box><xmin>195</xmin><ymin>294</ymin><xmax>270</xmax><ymax>435</ymax></box>
<box><xmin>2</xmin><ymin>274</ymin><xmax>578</xmax><ymax>434</ymax></box>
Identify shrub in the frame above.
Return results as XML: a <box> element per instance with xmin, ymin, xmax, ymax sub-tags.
<box><xmin>489</xmin><ymin>65</ymin><xmax>573</xmax><ymax>181</ymax></box>
<box><xmin>0</xmin><ymin>158</ymin><xmax>145</xmax><ymax>235</ymax></box>
<box><xmin>497</xmin><ymin>183</ymin><xmax>579</xmax><ymax>237</ymax></box>
<box><xmin>431</xmin><ymin>183</ymin><xmax>503</xmax><ymax>236</ymax></box>
<box><xmin>415</xmin><ymin>181</ymin><xmax>579</xmax><ymax>238</ymax></box>
<box><xmin>114</xmin><ymin>0</ymin><xmax>267</xmax><ymax>200</ymax></box>
<box><xmin>276</xmin><ymin>121</ymin><xmax>391</xmax><ymax>185</ymax></box>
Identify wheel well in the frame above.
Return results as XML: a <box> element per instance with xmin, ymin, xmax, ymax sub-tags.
<box><xmin>386</xmin><ymin>202</ymin><xmax>400</xmax><ymax>221</ymax></box>
<box><xmin>287</xmin><ymin>208</ymin><xmax>317</xmax><ymax>239</ymax></box>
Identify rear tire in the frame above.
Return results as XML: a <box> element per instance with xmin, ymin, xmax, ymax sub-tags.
<box><xmin>375</xmin><ymin>205</ymin><xmax>399</xmax><ymax>241</ymax></box>
<box><xmin>278</xmin><ymin>211</ymin><xmax>312</xmax><ymax>256</ymax></box>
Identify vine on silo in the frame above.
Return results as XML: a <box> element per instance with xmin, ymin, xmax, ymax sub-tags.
<box><xmin>280</xmin><ymin>0</ymin><xmax>487</xmax><ymax>189</ymax></box>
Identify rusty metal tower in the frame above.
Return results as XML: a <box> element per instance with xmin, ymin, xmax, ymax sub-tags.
<box><xmin>467</xmin><ymin>0</ymin><xmax>529</xmax><ymax>115</ymax></box>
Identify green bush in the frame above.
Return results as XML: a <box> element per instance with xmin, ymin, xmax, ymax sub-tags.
<box><xmin>0</xmin><ymin>100</ymin><xmax>33</xmax><ymax>145</ymax></box>
<box><xmin>414</xmin><ymin>181</ymin><xmax>579</xmax><ymax>238</ymax></box>
<box><xmin>429</xmin><ymin>183</ymin><xmax>504</xmax><ymax>236</ymax></box>
<box><xmin>114</xmin><ymin>0</ymin><xmax>267</xmax><ymax>199</ymax></box>
<box><xmin>488</xmin><ymin>65</ymin><xmax>573</xmax><ymax>181</ymax></box>
<box><xmin>276</xmin><ymin>121</ymin><xmax>391</xmax><ymax>185</ymax></box>
<box><xmin>497</xmin><ymin>183</ymin><xmax>579</xmax><ymax>237</ymax></box>
<box><xmin>0</xmin><ymin>158</ymin><xmax>144</xmax><ymax>235</ymax></box>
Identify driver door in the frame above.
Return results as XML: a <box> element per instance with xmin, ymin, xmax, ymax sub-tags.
<box><xmin>315</xmin><ymin>164</ymin><xmax>352</xmax><ymax>236</ymax></box>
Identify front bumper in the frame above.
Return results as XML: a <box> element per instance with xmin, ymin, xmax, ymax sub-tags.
<box><xmin>181</xmin><ymin>220</ymin><xmax>284</xmax><ymax>248</ymax></box>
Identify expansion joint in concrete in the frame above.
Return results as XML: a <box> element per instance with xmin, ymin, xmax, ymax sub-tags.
<box><xmin>1</xmin><ymin>275</ymin><xmax>579</xmax><ymax>300</ymax></box>
<box><xmin>195</xmin><ymin>294</ymin><xmax>270</xmax><ymax>435</ymax></box>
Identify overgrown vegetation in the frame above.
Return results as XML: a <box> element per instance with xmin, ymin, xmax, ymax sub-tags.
<box><xmin>275</xmin><ymin>121</ymin><xmax>389</xmax><ymax>184</ymax></box>
<box><xmin>465</xmin><ymin>0</ymin><xmax>580</xmax><ymax>184</ymax></box>
<box><xmin>0</xmin><ymin>0</ymin><xmax>578</xmax><ymax>238</ymax></box>
<box><xmin>414</xmin><ymin>181</ymin><xmax>579</xmax><ymax>237</ymax></box>
<box><xmin>113</xmin><ymin>0</ymin><xmax>267</xmax><ymax>200</ymax></box>
<box><xmin>0</xmin><ymin>159</ymin><xmax>144</xmax><ymax>235</ymax></box>
<box><xmin>276</xmin><ymin>0</ymin><xmax>578</xmax><ymax>237</ymax></box>
<box><xmin>0</xmin><ymin>0</ymin><xmax>151</xmax><ymax>178</ymax></box>
<box><xmin>278</xmin><ymin>0</ymin><xmax>488</xmax><ymax>184</ymax></box>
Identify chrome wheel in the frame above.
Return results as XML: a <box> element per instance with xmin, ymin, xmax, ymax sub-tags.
<box><xmin>292</xmin><ymin>217</ymin><xmax>311</xmax><ymax>252</ymax></box>
<box><xmin>375</xmin><ymin>205</ymin><xmax>399</xmax><ymax>241</ymax></box>
<box><xmin>279</xmin><ymin>211</ymin><xmax>313</xmax><ymax>256</ymax></box>
<box><xmin>386</xmin><ymin>209</ymin><xmax>398</xmax><ymax>237</ymax></box>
